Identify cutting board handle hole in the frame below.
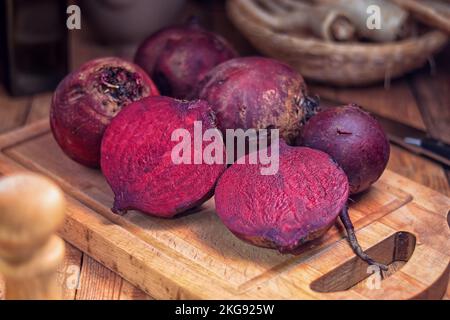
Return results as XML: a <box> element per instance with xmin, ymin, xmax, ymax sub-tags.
<box><xmin>310</xmin><ymin>231</ymin><xmax>416</xmax><ymax>293</ymax></box>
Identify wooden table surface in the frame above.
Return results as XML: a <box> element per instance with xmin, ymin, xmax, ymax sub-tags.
<box><xmin>0</xmin><ymin>0</ymin><xmax>449</xmax><ymax>300</ymax></box>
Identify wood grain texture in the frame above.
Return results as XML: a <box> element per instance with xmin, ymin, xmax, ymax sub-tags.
<box><xmin>0</xmin><ymin>274</ymin><xmax>4</xmax><ymax>300</ymax></box>
<box><xmin>57</xmin><ymin>242</ymin><xmax>83</xmax><ymax>300</ymax></box>
<box><xmin>388</xmin><ymin>145</ymin><xmax>450</xmax><ymax>299</ymax></box>
<box><xmin>388</xmin><ymin>145</ymin><xmax>450</xmax><ymax>197</ymax></box>
<box><xmin>310</xmin><ymin>80</ymin><xmax>427</xmax><ymax>131</ymax></box>
<box><xmin>75</xmin><ymin>255</ymin><xmax>123</xmax><ymax>300</ymax></box>
<box><xmin>75</xmin><ymin>255</ymin><xmax>149</xmax><ymax>300</ymax></box>
<box><xmin>0</xmin><ymin>120</ymin><xmax>448</xmax><ymax>299</ymax></box>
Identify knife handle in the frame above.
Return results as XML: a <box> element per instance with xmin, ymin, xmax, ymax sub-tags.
<box><xmin>422</xmin><ymin>138</ymin><xmax>450</xmax><ymax>162</ymax></box>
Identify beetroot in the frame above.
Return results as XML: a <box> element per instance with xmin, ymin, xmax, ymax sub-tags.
<box><xmin>215</xmin><ymin>141</ymin><xmax>387</xmax><ymax>270</ymax></box>
<box><xmin>101</xmin><ymin>96</ymin><xmax>227</xmax><ymax>218</ymax></box>
<box><xmin>215</xmin><ymin>142</ymin><xmax>348</xmax><ymax>252</ymax></box>
<box><xmin>198</xmin><ymin>57</ymin><xmax>318</xmax><ymax>145</ymax></box>
<box><xmin>134</xmin><ymin>19</ymin><xmax>237</xmax><ymax>99</ymax></box>
<box><xmin>298</xmin><ymin>104</ymin><xmax>390</xmax><ymax>194</ymax></box>
<box><xmin>50</xmin><ymin>57</ymin><xmax>159</xmax><ymax>168</ymax></box>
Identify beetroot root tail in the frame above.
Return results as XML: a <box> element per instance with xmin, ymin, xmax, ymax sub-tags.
<box><xmin>340</xmin><ymin>205</ymin><xmax>388</xmax><ymax>272</ymax></box>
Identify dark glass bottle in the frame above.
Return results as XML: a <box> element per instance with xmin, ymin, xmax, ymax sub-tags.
<box><xmin>0</xmin><ymin>0</ymin><xmax>68</xmax><ymax>96</ymax></box>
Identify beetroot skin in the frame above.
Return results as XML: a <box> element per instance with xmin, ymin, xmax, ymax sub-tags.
<box><xmin>298</xmin><ymin>104</ymin><xmax>390</xmax><ymax>194</ymax></box>
<box><xmin>215</xmin><ymin>141</ymin><xmax>349</xmax><ymax>253</ymax></box>
<box><xmin>50</xmin><ymin>57</ymin><xmax>159</xmax><ymax>168</ymax></box>
<box><xmin>101</xmin><ymin>96</ymin><xmax>227</xmax><ymax>218</ymax></box>
<box><xmin>198</xmin><ymin>57</ymin><xmax>318</xmax><ymax>144</ymax></box>
<box><xmin>134</xmin><ymin>20</ymin><xmax>237</xmax><ymax>99</ymax></box>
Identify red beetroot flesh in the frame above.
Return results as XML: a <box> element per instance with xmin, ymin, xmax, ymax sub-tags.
<box><xmin>215</xmin><ymin>142</ymin><xmax>349</xmax><ymax>253</ymax></box>
<box><xmin>298</xmin><ymin>105</ymin><xmax>390</xmax><ymax>194</ymax></box>
<box><xmin>134</xmin><ymin>20</ymin><xmax>237</xmax><ymax>99</ymax></box>
<box><xmin>101</xmin><ymin>96</ymin><xmax>227</xmax><ymax>218</ymax></box>
<box><xmin>198</xmin><ymin>57</ymin><xmax>317</xmax><ymax>144</ymax></box>
<box><xmin>50</xmin><ymin>57</ymin><xmax>159</xmax><ymax>168</ymax></box>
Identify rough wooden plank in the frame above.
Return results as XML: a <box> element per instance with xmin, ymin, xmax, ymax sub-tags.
<box><xmin>57</xmin><ymin>242</ymin><xmax>83</xmax><ymax>300</ymax></box>
<box><xmin>75</xmin><ymin>255</ymin><xmax>123</xmax><ymax>300</ymax></box>
<box><xmin>0</xmin><ymin>274</ymin><xmax>4</xmax><ymax>300</ymax></box>
<box><xmin>74</xmin><ymin>253</ymin><xmax>151</xmax><ymax>300</ymax></box>
<box><xmin>119</xmin><ymin>281</ymin><xmax>152</xmax><ymax>300</ymax></box>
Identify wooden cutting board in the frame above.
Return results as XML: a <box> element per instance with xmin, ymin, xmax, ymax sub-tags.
<box><xmin>0</xmin><ymin>120</ymin><xmax>449</xmax><ymax>299</ymax></box>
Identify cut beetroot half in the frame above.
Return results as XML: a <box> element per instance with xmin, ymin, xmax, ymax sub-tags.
<box><xmin>215</xmin><ymin>142</ymin><xmax>349</xmax><ymax>253</ymax></box>
<box><xmin>101</xmin><ymin>96</ymin><xmax>227</xmax><ymax>218</ymax></box>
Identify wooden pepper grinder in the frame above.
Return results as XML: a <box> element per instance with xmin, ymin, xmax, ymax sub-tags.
<box><xmin>0</xmin><ymin>173</ymin><xmax>66</xmax><ymax>300</ymax></box>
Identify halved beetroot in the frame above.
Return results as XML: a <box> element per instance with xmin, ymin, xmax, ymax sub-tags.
<box><xmin>215</xmin><ymin>141</ymin><xmax>349</xmax><ymax>253</ymax></box>
<box><xmin>101</xmin><ymin>96</ymin><xmax>227</xmax><ymax>218</ymax></box>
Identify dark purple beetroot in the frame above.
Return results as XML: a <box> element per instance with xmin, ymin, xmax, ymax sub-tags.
<box><xmin>298</xmin><ymin>104</ymin><xmax>390</xmax><ymax>194</ymax></box>
<box><xmin>50</xmin><ymin>57</ymin><xmax>159</xmax><ymax>168</ymax></box>
<box><xmin>215</xmin><ymin>142</ymin><xmax>349</xmax><ymax>253</ymax></box>
<box><xmin>198</xmin><ymin>57</ymin><xmax>318</xmax><ymax>145</ymax></box>
<box><xmin>101</xmin><ymin>96</ymin><xmax>227</xmax><ymax>218</ymax></box>
<box><xmin>134</xmin><ymin>19</ymin><xmax>237</xmax><ymax>99</ymax></box>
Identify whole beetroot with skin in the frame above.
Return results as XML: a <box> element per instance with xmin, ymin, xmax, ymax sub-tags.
<box><xmin>298</xmin><ymin>104</ymin><xmax>390</xmax><ymax>194</ymax></box>
<box><xmin>198</xmin><ymin>57</ymin><xmax>318</xmax><ymax>145</ymax></box>
<box><xmin>50</xmin><ymin>57</ymin><xmax>159</xmax><ymax>168</ymax></box>
<box><xmin>134</xmin><ymin>19</ymin><xmax>237</xmax><ymax>99</ymax></box>
<box><xmin>101</xmin><ymin>96</ymin><xmax>227</xmax><ymax>218</ymax></box>
<box><xmin>215</xmin><ymin>141</ymin><xmax>349</xmax><ymax>253</ymax></box>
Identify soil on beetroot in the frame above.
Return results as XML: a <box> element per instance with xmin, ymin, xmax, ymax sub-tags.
<box><xmin>101</xmin><ymin>96</ymin><xmax>227</xmax><ymax>218</ymax></box>
<box><xmin>198</xmin><ymin>57</ymin><xmax>318</xmax><ymax>146</ymax></box>
<box><xmin>50</xmin><ymin>57</ymin><xmax>159</xmax><ymax>168</ymax></box>
<box><xmin>97</xmin><ymin>67</ymin><xmax>146</xmax><ymax>110</ymax></box>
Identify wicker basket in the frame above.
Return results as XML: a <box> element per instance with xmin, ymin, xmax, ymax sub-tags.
<box><xmin>227</xmin><ymin>0</ymin><xmax>449</xmax><ymax>86</ymax></box>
